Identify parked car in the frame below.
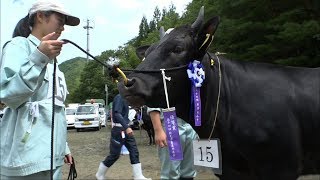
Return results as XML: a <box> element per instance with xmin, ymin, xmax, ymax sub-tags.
<box><xmin>74</xmin><ymin>103</ymin><xmax>104</xmax><ymax>131</ymax></box>
<box><xmin>65</xmin><ymin>107</ymin><xmax>77</xmax><ymax>128</ymax></box>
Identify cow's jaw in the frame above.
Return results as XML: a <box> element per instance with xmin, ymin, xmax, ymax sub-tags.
<box><xmin>118</xmin><ymin>76</ymin><xmax>168</xmax><ymax>108</ymax></box>
<box><xmin>123</xmin><ymin>94</ymin><xmax>145</xmax><ymax>108</ymax></box>
<box><xmin>118</xmin><ymin>84</ymin><xmax>145</xmax><ymax>107</ymax></box>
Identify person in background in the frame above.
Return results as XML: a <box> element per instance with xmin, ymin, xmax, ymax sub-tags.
<box><xmin>0</xmin><ymin>1</ymin><xmax>80</xmax><ymax>179</ymax></box>
<box><xmin>96</xmin><ymin>93</ymin><xmax>151</xmax><ymax>180</ymax></box>
<box><xmin>0</xmin><ymin>102</ymin><xmax>6</xmax><ymax>121</ymax></box>
<box><xmin>148</xmin><ymin>108</ymin><xmax>199</xmax><ymax>180</ymax></box>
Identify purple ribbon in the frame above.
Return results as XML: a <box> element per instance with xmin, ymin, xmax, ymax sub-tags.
<box><xmin>163</xmin><ymin>108</ymin><xmax>183</xmax><ymax>160</ymax></box>
<box><xmin>193</xmin><ymin>86</ymin><xmax>201</xmax><ymax>126</ymax></box>
<box><xmin>137</xmin><ymin>113</ymin><xmax>141</xmax><ymax>120</ymax></box>
<box><xmin>187</xmin><ymin>60</ymin><xmax>205</xmax><ymax>126</ymax></box>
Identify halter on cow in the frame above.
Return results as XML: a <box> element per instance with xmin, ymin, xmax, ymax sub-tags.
<box><xmin>118</xmin><ymin>6</ymin><xmax>320</xmax><ymax>180</ymax></box>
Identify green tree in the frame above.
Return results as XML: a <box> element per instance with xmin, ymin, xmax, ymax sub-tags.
<box><xmin>184</xmin><ymin>0</ymin><xmax>320</xmax><ymax>67</ymax></box>
<box><xmin>72</xmin><ymin>60</ymin><xmax>108</xmax><ymax>103</ymax></box>
<box><xmin>59</xmin><ymin>57</ymin><xmax>87</xmax><ymax>104</ymax></box>
<box><xmin>138</xmin><ymin>16</ymin><xmax>149</xmax><ymax>39</ymax></box>
<box><xmin>153</xmin><ymin>6</ymin><xmax>162</xmax><ymax>29</ymax></box>
<box><xmin>158</xmin><ymin>3</ymin><xmax>180</xmax><ymax>29</ymax></box>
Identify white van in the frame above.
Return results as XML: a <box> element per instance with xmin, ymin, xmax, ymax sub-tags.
<box><xmin>74</xmin><ymin>104</ymin><xmax>105</xmax><ymax>131</ymax></box>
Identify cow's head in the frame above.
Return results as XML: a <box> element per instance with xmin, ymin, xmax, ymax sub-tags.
<box><xmin>118</xmin><ymin>6</ymin><xmax>220</xmax><ymax>112</ymax></box>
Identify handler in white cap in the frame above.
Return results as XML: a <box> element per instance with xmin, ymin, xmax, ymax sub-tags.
<box><xmin>0</xmin><ymin>0</ymin><xmax>79</xmax><ymax>179</ymax></box>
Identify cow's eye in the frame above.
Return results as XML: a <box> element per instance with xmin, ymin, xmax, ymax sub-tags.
<box><xmin>173</xmin><ymin>46</ymin><xmax>183</xmax><ymax>54</ymax></box>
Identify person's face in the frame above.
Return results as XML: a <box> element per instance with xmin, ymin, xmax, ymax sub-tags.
<box><xmin>37</xmin><ymin>11</ymin><xmax>66</xmax><ymax>38</ymax></box>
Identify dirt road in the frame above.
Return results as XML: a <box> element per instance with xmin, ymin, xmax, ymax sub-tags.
<box><xmin>62</xmin><ymin>125</ymin><xmax>320</xmax><ymax>180</ymax></box>
<box><xmin>62</xmin><ymin>125</ymin><xmax>216</xmax><ymax>179</ymax></box>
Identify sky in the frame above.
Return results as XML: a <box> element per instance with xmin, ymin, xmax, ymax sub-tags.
<box><xmin>0</xmin><ymin>0</ymin><xmax>191</xmax><ymax>64</ymax></box>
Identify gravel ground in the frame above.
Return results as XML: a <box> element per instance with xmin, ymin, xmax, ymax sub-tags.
<box><xmin>61</xmin><ymin>125</ymin><xmax>320</xmax><ymax>180</ymax></box>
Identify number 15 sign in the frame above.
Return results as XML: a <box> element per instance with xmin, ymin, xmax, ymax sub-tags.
<box><xmin>193</xmin><ymin>139</ymin><xmax>222</xmax><ymax>174</ymax></box>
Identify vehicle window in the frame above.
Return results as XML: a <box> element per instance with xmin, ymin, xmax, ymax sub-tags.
<box><xmin>76</xmin><ymin>106</ymin><xmax>97</xmax><ymax>114</ymax></box>
<box><xmin>66</xmin><ymin>108</ymin><xmax>76</xmax><ymax>115</ymax></box>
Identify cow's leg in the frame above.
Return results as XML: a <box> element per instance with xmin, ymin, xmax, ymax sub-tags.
<box><xmin>151</xmin><ymin>127</ymin><xmax>155</xmax><ymax>145</ymax></box>
<box><xmin>254</xmin><ymin>132</ymin><xmax>301</xmax><ymax>180</ymax></box>
<box><xmin>256</xmin><ymin>163</ymin><xmax>299</xmax><ymax>180</ymax></box>
<box><xmin>147</xmin><ymin>130</ymin><xmax>152</xmax><ymax>145</ymax></box>
<box><xmin>217</xmin><ymin>153</ymin><xmax>257</xmax><ymax>180</ymax></box>
<box><xmin>217</xmin><ymin>167</ymin><xmax>255</xmax><ymax>180</ymax></box>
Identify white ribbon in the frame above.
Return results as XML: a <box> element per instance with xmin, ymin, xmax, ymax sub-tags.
<box><xmin>187</xmin><ymin>60</ymin><xmax>205</xmax><ymax>88</ymax></box>
<box><xmin>29</xmin><ymin>102</ymin><xmax>39</xmax><ymax>119</ymax></box>
<box><xmin>27</xmin><ymin>102</ymin><xmax>39</xmax><ymax>133</ymax></box>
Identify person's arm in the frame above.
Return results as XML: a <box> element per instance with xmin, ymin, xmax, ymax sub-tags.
<box><xmin>113</xmin><ymin>112</ymin><xmax>129</xmax><ymax>130</ymax></box>
<box><xmin>64</xmin><ymin>142</ymin><xmax>73</xmax><ymax>165</ymax></box>
<box><xmin>148</xmin><ymin>108</ymin><xmax>167</xmax><ymax>147</ymax></box>
<box><xmin>112</xmin><ymin>95</ymin><xmax>129</xmax><ymax>130</ymax></box>
<box><xmin>0</xmin><ymin>38</ymin><xmax>49</xmax><ymax>109</ymax></box>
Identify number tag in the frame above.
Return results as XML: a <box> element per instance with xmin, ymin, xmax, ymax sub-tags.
<box><xmin>193</xmin><ymin>139</ymin><xmax>222</xmax><ymax>174</ymax></box>
<box><xmin>47</xmin><ymin>64</ymin><xmax>68</xmax><ymax>106</ymax></box>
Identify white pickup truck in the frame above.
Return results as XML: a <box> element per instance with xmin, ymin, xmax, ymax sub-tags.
<box><xmin>74</xmin><ymin>103</ymin><xmax>106</xmax><ymax>131</ymax></box>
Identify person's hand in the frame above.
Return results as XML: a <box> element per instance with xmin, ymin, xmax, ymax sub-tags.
<box><xmin>38</xmin><ymin>32</ymin><xmax>65</xmax><ymax>59</ymax></box>
<box><xmin>126</xmin><ymin>127</ymin><xmax>133</xmax><ymax>136</ymax></box>
<box><xmin>64</xmin><ymin>154</ymin><xmax>73</xmax><ymax>165</ymax></box>
<box><xmin>155</xmin><ymin>128</ymin><xmax>167</xmax><ymax>148</ymax></box>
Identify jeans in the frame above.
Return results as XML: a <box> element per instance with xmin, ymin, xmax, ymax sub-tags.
<box><xmin>103</xmin><ymin>127</ymin><xmax>140</xmax><ymax>167</ymax></box>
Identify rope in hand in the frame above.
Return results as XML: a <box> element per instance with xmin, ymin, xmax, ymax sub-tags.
<box><xmin>50</xmin><ymin>60</ymin><xmax>57</xmax><ymax>180</ymax></box>
<box><xmin>67</xmin><ymin>157</ymin><xmax>77</xmax><ymax>180</ymax></box>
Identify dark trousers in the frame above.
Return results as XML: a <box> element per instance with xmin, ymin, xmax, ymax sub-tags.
<box><xmin>103</xmin><ymin>127</ymin><xmax>140</xmax><ymax>167</ymax></box>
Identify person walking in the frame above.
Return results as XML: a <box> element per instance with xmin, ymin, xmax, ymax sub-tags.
<box><xmin>95</xmin><ymin>93</ymin><xmax>151</xmax><ymax>180</ymax></box>
<box><xmin>0</xmin><ymin>1</ymin><xmax>80</xmax><ymax>179</ymax></box>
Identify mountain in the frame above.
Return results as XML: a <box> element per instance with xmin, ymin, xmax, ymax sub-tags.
<box><xmin>59</xmin><ymin>57</ymin><xmax>87</xmax><ymax>97</ymax></box>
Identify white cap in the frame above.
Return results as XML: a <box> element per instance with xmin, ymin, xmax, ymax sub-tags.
<box><xmin>28</xmin><ymin>0</ymin><xmax>80</xmax><ymax>26</ymax></box>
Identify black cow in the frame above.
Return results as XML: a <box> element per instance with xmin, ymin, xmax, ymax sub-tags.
<box><xmin>140</xmin><ymin>106</ymin><xmax>155</xmax><ymax>145</ymax></box>
<box><xmin>118</xmin><ymin>6</ymin><xmax>320</xmax><ymax>180</ymax></box>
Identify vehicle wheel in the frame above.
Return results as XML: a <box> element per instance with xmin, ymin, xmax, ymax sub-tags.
<box><xmin>96</xmin><ymin>124</ymin><xmax>101</xmax><ymax>131</ymax></box>
<box><xmin>76</xmin><ymin>128</ymin><xmax>80</xmax><ymax>132</ymax></box>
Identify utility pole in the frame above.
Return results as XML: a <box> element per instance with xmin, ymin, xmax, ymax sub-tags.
<box><xmin>83</xmin><ymin>19</ymin><xmax>94</xmax><ymax>63</ymax></box>
<box><xmin>105</xmin><ymin>84</ymin><xmax>108</xmax><ymax>109</ymax></box>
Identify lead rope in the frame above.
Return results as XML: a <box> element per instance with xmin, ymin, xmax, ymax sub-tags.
<box><xmin>160</xmin><ymin>69</ymin><xmax>171</xmax><ymax>108</ymax></box>
<box><xmin>208</xmin><ymin>53</ymin><xmax>222</xmax><ymax>140</ymax></box>
<box><xmin>50</xmin><ymin>59</ymin><xmax>57</xmax><ymax>180</ymax></box>
<box><xmin>67</xmin><ymin>157</ymin><xmax>77</xmax><ymax>180</ymax></box>
<box><xmin>50</xmin><ymin>59</ymin><xmax>77</xmax><ymax>180</ymax></box>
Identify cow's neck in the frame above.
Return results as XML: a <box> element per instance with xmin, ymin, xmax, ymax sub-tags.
<box><xmin>177</xmin><ymin>53</ymin><xmax>225</xmax><ymax>138</ymax></box>
<box><xmin>199</xmin><ymin>53</ymin><xmax>224</xmax><ymax>138</ymax></box>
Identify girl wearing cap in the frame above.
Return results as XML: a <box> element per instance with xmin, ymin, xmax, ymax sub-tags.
<box><xmin>0</xmin><ymin>1</ymin><xmax>79</xmax><ymax>179</ymax></box>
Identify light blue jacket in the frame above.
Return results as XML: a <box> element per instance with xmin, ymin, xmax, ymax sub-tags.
<box><xmin>0</xmin><ymin>35</ymin><xmax>70</xmax><ymax>176</ymax></box>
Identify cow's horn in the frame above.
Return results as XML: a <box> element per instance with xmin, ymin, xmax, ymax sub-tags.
<box><xmin>191</xmin><ymin>6</ymin><xmax>204</xmax><ymax>32</ymax></box>
<box><xmin>159</xmin><ymin>26</ymin><xmax>165</xmax><ymax>39</ymax></box>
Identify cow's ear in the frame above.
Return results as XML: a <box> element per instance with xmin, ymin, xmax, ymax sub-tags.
<box><xmin>196</xmin><ymin>16</ymin><xmax>220</xmax><ymax>58</ymax></box>
<box><xmin>191</xmin><ymin>6</ymin><xmax>204</xmax><ymax>33</ymax></box>
<box><xmin>136</xmin><ymin>45</ymin><xmax>150</xmax><ymax>60</ymax></box>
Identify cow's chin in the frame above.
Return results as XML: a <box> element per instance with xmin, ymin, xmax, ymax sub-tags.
<box><xmin>123</xmin><ymin>95</ymin><xmax>145</xmax><ymax>108</ymax></box>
